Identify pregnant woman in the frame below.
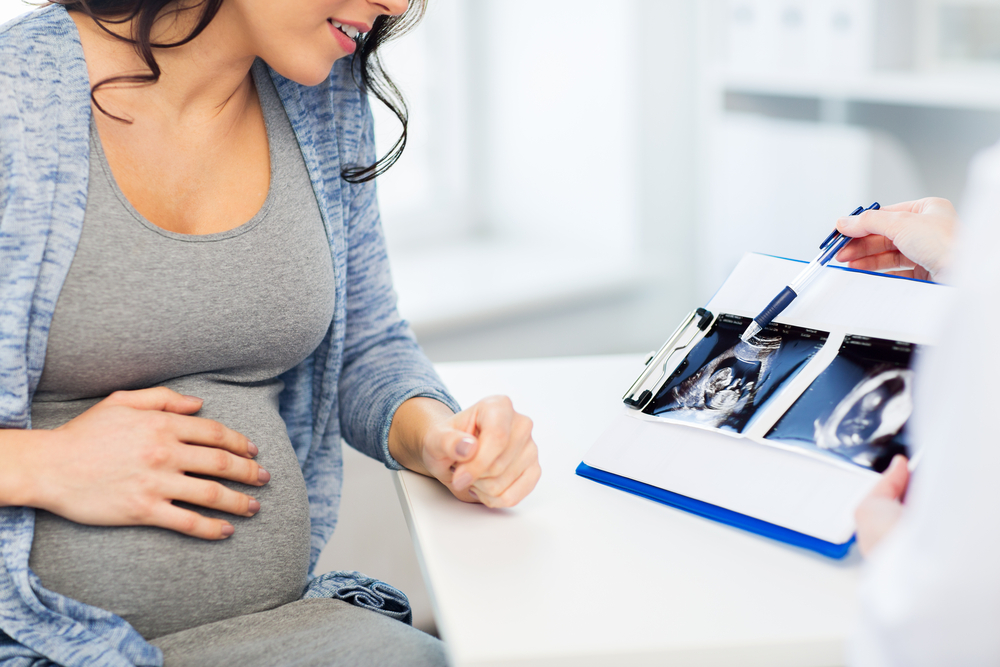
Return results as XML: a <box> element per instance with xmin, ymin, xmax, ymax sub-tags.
<box><xmin>0</xmin><ymin>0</ymin><xmax>540</xmax><ymax>665</ymax></box>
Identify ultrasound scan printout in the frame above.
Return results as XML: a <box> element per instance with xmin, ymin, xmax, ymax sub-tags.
<box><xmin>643</xmin><ymin>314</ymin><xmax>828</xmax><ymax>434</ymax></box>
<box><xmin>765</xmin><ymin>336</ymin><xmax>915</xmax><ymax>472</ymax></box>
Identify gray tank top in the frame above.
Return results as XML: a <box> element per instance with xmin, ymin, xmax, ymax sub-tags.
<box><xmin>28</xmin><ymin>61</ymin><xmax>334</xmax><ymax>640</ymax></box>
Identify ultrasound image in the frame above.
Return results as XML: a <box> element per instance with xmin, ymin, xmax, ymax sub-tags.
<box><xmin>765</xmin><ymin>336</ymin><xmax>915</xmax><ymax>472</ymax></box>
<box><xmin>643</xmin><ymin>314</ymin><xmax>828</xmax><ymax>433</ymax></box>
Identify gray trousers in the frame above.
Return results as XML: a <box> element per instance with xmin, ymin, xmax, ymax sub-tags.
<box><xmin>151</xmin><ymin>598</ymin><xmax>448</xmax><ymax>667</ymax></box>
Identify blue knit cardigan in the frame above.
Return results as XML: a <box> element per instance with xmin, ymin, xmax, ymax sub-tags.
<box><xmin>0</xmin><ymin>6</ymin><xmax>458</xmax><ymax>666</ymax></box>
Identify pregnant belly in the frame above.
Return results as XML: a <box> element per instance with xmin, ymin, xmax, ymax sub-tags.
<box><xmin>28</xmin><ymin>379</ymin><xmax>312</xmax><ymax>640</ymax></box>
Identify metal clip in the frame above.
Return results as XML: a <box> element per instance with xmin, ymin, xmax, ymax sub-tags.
<box><xmin>622</xmin><ymin>307</ymin><xmax>715</xmax><ymax>410</ymax></box>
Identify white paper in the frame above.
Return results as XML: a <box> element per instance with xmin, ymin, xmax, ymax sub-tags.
<box><xmin>582</xmin><ymin>253</ymin><xmax>954</xmax><ymax>546</ymax></box>
<box><xmin>707</xmin><ymin>252</ymin><xmax>951</xmax><ymax>344</ymax></box>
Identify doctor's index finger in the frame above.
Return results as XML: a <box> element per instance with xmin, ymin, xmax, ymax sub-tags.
<box><xmin>835</xmin><ymin>197</ymin><xmax>951</xmax><ymax>240</ymax></box>
<box><xmin>836</xmin><ymin>208</ymin><xmax>911</xmax><ymax>241</ymax></box>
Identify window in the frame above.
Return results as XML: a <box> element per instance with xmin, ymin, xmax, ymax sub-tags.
<box><xmin>0</xmin><ymin>0</ymin><xmax>29</xmax><ymax>24</ymax></box>
<box><xmin>376</xmin><ymin>0</ymin><xmax>644</xmax><ymax>332</ymax></box>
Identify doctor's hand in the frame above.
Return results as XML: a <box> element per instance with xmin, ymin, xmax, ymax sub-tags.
<box><xmin>389</xmin><ymin>396</ymin><xmax>541</xmax><ymax>508</ymax></box>
<box><xmin>835</xmin><ymin>197</ymin><xmax>958</xmax><ymax>281</ymax></box>
<box><xmin>855</xmin><ymin>455</ymin><xmax>910</xmax><ymax>557</ymax></box>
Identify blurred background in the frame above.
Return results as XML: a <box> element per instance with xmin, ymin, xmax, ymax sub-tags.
<box><xmin>7</xmin><ymin>0</ymin><xmax>1000</xmax><ymax>635</ymax></box>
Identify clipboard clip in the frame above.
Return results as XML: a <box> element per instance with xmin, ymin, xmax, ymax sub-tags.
<box><xmin>623</xmin><ymin>307</ymin><xmax>715</xmax><ymax>410</ymax></box>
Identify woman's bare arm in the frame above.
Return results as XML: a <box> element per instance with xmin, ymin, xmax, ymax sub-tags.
<box><xmin>0</xmin><ymin>428</ymin><xmax>46</xmax><ymax>507</ymax></box>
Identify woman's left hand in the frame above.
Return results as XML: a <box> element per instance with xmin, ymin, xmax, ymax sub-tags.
<box><xmin>389</xmin><ymin>396</ymin><xmax>541</xmax><ymax>508</ymax></box>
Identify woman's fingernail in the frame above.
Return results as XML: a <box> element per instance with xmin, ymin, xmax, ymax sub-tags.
<box><xmin>247</xmin><ymin>441</ymin><xmax>259</xmax><ymax>456</ymax></box>
<box><xmin>221</xmin><ymin>524</ymin><xmax>235</xmax><ymax>537</ymax></box>
<box><xmin>456</xmin><ymin>436</ymin><xmax>476</xmax><ymax>458</ymax></box>
<box><xmin>468</xmin><ymin>488</ymin><xmax>479</xmax><ymax>501</ymax></box>
<box><xmin>453</xmin><ymin>471</ymin><xmax>472</xmax><ymax>490</ymax></box>
<box><xmin>248</xmin><ymin>499</ymin><xmax>261</xmax><ymax>515</ymax></box>
<box><xmin>183</xmin><ymin>395</ymin><xmax>203</xmax><ymax>402</ymax></box>
<box><xmin>258</xmin><ymin>468</ymin><xmax>271</xmax><ymax>483</ymax></box>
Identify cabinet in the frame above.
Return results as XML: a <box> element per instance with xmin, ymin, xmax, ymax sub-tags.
<box><xmin>696</xmin><ymin>0</ymin><xmax>1000</xmax><ymax>293</ymax></box>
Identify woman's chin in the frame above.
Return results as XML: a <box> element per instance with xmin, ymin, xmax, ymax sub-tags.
<box><xmin>272</xmin><ymin>58</ymin><xmax>342</xmax><ymax>88</ymax></box>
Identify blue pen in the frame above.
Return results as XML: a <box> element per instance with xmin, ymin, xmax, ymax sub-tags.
<box><xmin>739</xmin><ymin>202</ymin><xmax>880</xmax><ymax>343</ymax></box>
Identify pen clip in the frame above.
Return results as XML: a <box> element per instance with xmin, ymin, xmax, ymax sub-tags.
<box><xmin>819</xmin><ymin>203</ymin><xmax>878</xmax><ymax>250</ymax></box>
<box><xmin>820</xmin><ymin>206</ymin><xmax>864</xmax><ymax>250</ymax></box>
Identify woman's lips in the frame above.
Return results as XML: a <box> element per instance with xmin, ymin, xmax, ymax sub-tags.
<box><xmin>328</xmin><ymin>20</ymin><xmax>357</xmax><ymax>54</ymax></box>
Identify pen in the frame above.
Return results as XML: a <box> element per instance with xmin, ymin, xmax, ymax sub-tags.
<box><xmin>739</xmin><ymin>202</ymin><xmax>880</xmax><ymax>343</ymax></box>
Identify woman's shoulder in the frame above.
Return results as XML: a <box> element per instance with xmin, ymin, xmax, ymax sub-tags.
<box><xmin>0</xmin><ymin>5</ymin><xmax>89</xmax><ymax>115</ymax></box>
<box><xmin>0</xmin><ymin>5</ymin><xmax>78</xmax><ymax>57</ymax></box>
<box><xmin>0</xmin><ymin>5</ymin><xmax>91</xmax><ymax>222</ymax></box>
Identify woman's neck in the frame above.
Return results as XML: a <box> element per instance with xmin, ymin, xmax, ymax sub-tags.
<box><xmin>70</xmin><ymin>2</ymin><xmax>258</xmax><ymax>125</ymax></box>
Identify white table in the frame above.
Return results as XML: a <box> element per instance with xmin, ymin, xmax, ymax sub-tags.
<box><xmin>394</xmin><ymin>355</ymin><xmax>863</xmax><ymax>667</ymax></box>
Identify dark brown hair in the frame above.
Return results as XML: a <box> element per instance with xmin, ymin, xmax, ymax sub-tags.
<box><xmin>52</xmin><ymin>0</ymin><xmax>425</xmax><ymax>183</ymax></box>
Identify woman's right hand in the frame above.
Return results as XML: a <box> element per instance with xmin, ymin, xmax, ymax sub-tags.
<box><xmin>835</xmin><ymin>197</ymin><xmax>958</xmax><ymax>281</ymax></box>
<box><xmin>26</xmin><ymin>387</ymin><xmax>268</xmax><ymax>540</ymax></box>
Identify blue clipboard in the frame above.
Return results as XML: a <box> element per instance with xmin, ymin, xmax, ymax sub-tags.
<box><xmin>591</xmin><ymin>246</ymin><xmax>938</xmax><ymax>561</ymax></box>
<box><xmin>575</xmin><ymin>462</ymin><xmax>854</xmax><ymax>559</ymax></box>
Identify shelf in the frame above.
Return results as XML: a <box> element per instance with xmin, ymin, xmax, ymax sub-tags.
<box><xmin>720</xmin><ymin>70</ymin><xmax>1000</xmax><ymax>112</ymax></box>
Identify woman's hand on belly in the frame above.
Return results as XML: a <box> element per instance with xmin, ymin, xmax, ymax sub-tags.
<box><xmin>24</xmin><ymin>387</ymin><xmax>269</xmax><ymax>540</ymax></box>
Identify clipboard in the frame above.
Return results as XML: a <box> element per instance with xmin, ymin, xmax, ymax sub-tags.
<box><xmin>576</xmin><ymin>252</ymin><xmax>952</xmax><ymax>558</ymax></box>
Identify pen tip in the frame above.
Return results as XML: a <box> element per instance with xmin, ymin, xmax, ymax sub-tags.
<box><xmin>740</xmin><ymin>322</ymin><xmax>762</xmax><ymax>343</ymax></box>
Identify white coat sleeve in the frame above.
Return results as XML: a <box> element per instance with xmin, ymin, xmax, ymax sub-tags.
<box><xmin>849</xmin><ymin>141</ymin><xmax>1000</xmax><ymax>666</ymax></box>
